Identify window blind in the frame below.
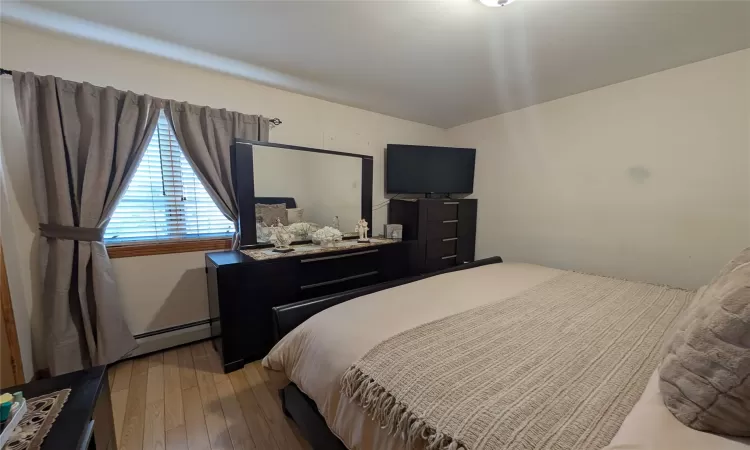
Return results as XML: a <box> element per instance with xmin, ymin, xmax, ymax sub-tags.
<box><xmin>105</xmin><ymin>112</ymin><xmax>235</xmax><ymax>243</ymax></box>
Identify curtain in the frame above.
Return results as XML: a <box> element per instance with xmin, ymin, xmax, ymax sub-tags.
<box><xmin>164</xmin><ymin>101</ymin><xmax>269</xmax><ymax>248</ymax></box>
<box><xmin>13</xmin><ymin>72</ymin><xmax>161</xmax><ymax>374</ymax></box>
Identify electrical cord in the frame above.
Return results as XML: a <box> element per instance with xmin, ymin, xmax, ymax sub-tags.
<box><xmin>373</xmin><ymin>195</ymin><xmax>396</xmax><ymax>208</ymax></box>
<box><xmin>374</xmin><ymin>194</ymin><xmax>399</xmax><ymax>207</ymax></box>
<box><xmin>372</xmin><ymin>194</ymin><xmax>400</xmax><ymax>211</ymax></box>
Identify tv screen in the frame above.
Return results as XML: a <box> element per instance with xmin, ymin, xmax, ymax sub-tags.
<box><xmin>386</xmin><ymin>144</ymin><xmax>476</xmax><ymax>194</ymax></box>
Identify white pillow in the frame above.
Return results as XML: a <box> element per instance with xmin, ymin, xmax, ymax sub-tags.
<box><xmin>255</xmin><ymin>203</ymin><xmax>287</xmax><ymax>226</ymax></box>
<box><xmin>287</xmin><ymin>208</ymin><xmax>304</xmax><ymax>224</ymax></box>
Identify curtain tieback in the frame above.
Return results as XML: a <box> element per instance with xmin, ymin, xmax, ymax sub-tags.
<box><xmin>39</xmin><ymin>223</ymin><xmax>104</xmax><ymax>242</ymax></box>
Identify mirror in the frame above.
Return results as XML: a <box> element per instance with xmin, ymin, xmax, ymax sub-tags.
<box><xmin>231</xmin><ymin>141</ymin><xmax>373</xmax><ymax>246</ymax></box>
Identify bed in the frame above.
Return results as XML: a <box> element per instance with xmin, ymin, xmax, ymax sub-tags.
<box><xmin>263</xmin><ymin>258</ymin><xmax>750</xmax><ymax>450</ymax></box>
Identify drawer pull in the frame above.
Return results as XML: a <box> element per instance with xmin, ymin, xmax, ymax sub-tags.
<box><xmin>301</xmin><ymin>249</ymin><xmax>379</xmax><ymax>263</ymax></box>
<box><xmin>443</xmin><ymin>201</ymin><xmax>459</xmax><ymax>205</ymax></box>
<box><xmin>300</xmin><ymin>271</ymin><xmax>379</xmax><ymax>290</ymax></box>
<box><xmin>442</xmin><ymin>255</ymin><xmax>458</xmax><ymax>260</ymax></box>
<box><xmin>442</xmin><ymin>237</ymin><xmax>458</xmax><ymax>242</ymax></box>
<box><xmin>442</xmin><ymin>220</ymin><xmax>458</xmax><ymax>224</ymax></box>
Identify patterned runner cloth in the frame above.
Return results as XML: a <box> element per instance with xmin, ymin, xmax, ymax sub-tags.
<box><xmin>4</xmin><ymin>389</ymin><xmax>70</xmax><ymax>450</ymax></box>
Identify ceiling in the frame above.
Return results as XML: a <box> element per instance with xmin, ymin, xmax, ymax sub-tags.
<box><xmin>10</xmin><ymin>0</ymin><xmax>750</xmax><ymax>128</ymax></box>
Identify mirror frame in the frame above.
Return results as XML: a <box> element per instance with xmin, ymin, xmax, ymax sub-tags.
<box><xmin>231</xmin><ymin>139</ymin><xmax>374</xmax><ymax>248</ymax></box>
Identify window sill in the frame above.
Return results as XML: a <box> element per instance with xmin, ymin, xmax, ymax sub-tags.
<box><xmin>106</xmin><ymin>238</ymin><xmax>232</xmax><ymax>259</ymax></box>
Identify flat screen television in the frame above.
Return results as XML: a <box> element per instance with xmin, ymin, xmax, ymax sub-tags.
<box><xmin>386</xmin><ymin>144</ymin><xmax>476</xmax><ymax>194</ymax></box>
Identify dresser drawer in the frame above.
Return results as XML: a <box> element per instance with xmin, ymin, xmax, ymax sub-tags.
<box><xmin>426</xmin><ymin>221</ymin><xmax>458</xmax><ymax>240</ymax></box>
<box><xmin>426</xmin><ymin>201</ymin><xmax>459</xmax><ymax>222</ymax></box>
<box><xmin>298</xmin><ymin>249</ymin><xmax>380</xmax><ymax>287</ymax></box>
<box><xmin>426</xmin><ymin>238</ymin><xmax>457</xmax><ymax>259</ymax></box>
<box><xmin>299</xmin><ymin>270</ymin><xmax>380</xmax><ymax>299</ymax></box>
<box><xmin>425</xmin><ymin>255</ymin><xmax>457</xmax><ymax>272</ymax></box>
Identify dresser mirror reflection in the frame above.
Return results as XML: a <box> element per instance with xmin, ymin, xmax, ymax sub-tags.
<box><xmin>231</xmin><ymin>140</ymin><xmax>373</xmax><ymax>247</ymax></box>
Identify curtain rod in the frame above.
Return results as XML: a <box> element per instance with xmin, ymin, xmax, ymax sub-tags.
<box><xmin>0</xmin><ymin>67</ymin><xmax>282</xmax><ymax>127</ymax></box>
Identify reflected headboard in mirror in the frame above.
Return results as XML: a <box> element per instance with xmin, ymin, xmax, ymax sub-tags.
<box><xmin>255</xmin><ymin>197</ymin><xmax>297</xmax><ymax>208</ymax></box>
<box><xmin>231</xmin><ymin>140</ymin><xmax>373</xmax><ymax>247</ymax></box>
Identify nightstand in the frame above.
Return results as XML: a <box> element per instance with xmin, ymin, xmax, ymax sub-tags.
<box><xmin>1</xmin><ymin>366</ymin><xmax>115</xmax><ymax>450</ymax></box>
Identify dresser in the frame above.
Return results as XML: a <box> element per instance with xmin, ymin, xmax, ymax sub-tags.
<box><xmin>388</xmin><ymin>198</ymin><xmax>477</xmax><ymax>273</ymax></box>
<box><xmin>205</xmin><ymin>239</ymin><xmax>410</xmax><ymax>373</ymax></box>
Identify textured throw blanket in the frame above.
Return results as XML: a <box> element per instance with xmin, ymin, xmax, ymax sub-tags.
<box><xmin>341</xmin><ymin>272</ymin><xmax>692</xmax><ymax>450</ymax></box>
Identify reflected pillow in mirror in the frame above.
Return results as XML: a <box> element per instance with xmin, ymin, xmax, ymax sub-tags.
<box><xmin>287</xmin><ymin>208</ymin><xmax>305</xmax><ymax>224</ymax></box>
<box><xmin>255</xmin><ymin>203</ymin><xmax>288</xmax><ymax>226</ymax></box>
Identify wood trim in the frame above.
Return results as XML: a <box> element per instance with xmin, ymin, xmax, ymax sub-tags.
<box><xmin>106</xmin><ymin>238</ymin><xmax>231</xmax><ymax>259</ymax></box>
<box><xmin>0</xmin><ymin>243</ymin><xmax>25</xmax><ymax>385</ymax></box>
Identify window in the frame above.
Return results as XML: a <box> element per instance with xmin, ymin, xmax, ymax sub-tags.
<box><xmin>105</xmin><ymin>112</ymin><xmax>235</xmax><ymax>247</ymax></box>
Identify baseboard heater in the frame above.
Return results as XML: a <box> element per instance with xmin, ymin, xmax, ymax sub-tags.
<box><xmin>126</xmin><ymin>318</ymin><xmax>214</xmax><ymax>358</ymax></box>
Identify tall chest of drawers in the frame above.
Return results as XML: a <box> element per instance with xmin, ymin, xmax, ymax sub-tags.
<box><xmin>388</xmin><ymin>198</ymin><xmax>478</xmax><ymax>274</ymax></box>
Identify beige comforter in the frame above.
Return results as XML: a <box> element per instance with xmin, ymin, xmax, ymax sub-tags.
<box><xmin>263</xmin><ymin>263</ymin><xmax>750</xmax><ymax>450</ymax></box>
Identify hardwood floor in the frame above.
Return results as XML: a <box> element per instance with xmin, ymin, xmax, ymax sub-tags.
<box><xmin>108</xmin><ymin>341</ymin><xmax>312</xmax><ymax>450</ymax></box>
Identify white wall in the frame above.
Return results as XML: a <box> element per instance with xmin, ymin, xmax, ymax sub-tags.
<box><xmin>0</xmin><ymin>23</ymin><xmax>445</xmax><ymax>369</ymax></box>
<box><xmin>300</xmin><ymin>150</ymin><xmax>362</xmax><ymax>231</ymax></box>
<box><xmin>448</xmin><ymin>49</ymin><xmax>750</xmax><ymax>289</ymax></box>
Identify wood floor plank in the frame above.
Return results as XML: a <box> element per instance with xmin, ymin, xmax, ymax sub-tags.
<box><xmin>228</xmin><ymin>371</ymin><xmax>279</xmax><ymax>450</ymax></box>
<box><xmin>203</xmin><ymin>341</ymin><xmax>230</xmax><ymax>386</ymax></box>
<box><xmin>253</xmin><ymin>361</ymin><xmax>271</xmax><ymax>384</ymax></box>
<box><xmin>215</xmin><ymin>379</ymin><xmax>255</xmax><ymax>450</ymax></box>
<box><xmin>252</xmin><ymin>362</ymin><xmax>281</xmax><ymax>409</ymax></box>
<box><xmin>263</xmin><ymin>369</ymin><xmax>311</xmax><ymax>450</ymax></box>
<box><xmin>288</xmin><ymin>421</ymin><xmax>313</xmax><ymax>450</ymax></box>
<box><xmin>182</xmin><ymin>386</ymin><xmax>211</xmax><ymax>450</ymax></box>
<box><xmin>111</xmin><ymin>388</ymin><xmax>129</xmax><ymax>448</ymax></box>
<box><xmin>132</xmin><ymin>356</ymin><xmax>151</xmax><ymax>376</ymax></box>
<box><xmin>143</xmin><ymin>400</ymin><xmax>166</xmax><ymax>450</ymax></box>
<box><xmin>243</xmin><ymin>363</ymin><xmax>302</xmax><ymax>450</ymax></box>
<box><xmin>149</xmin><ymin>351</ymin><xmax>164</xmax><ymax>367</ymax></box>
<box><xmin>191</xmin><ymin>341</ymin><xmax>207</xmax><ymax>359</ymax></box>
<box><xmin>177</xmin><ymin>346</ymin><xmax>197</xmax><ymax>391</ymax></box>
<box><xmin>121</xmin><ymin>367</ymin><xmax>149</xmax><ymax>450</ymax></box>
<box><xmin>193</xmin><ymin>353</ymin><xmax>233</xmax><ymax>450</ymax></box>
<box><xmin>147</xmin><ymin>356</ymin><xmax>165</xmax><ymax>403</ymax></box>
<box><xmin>113</xmin><ymin>360</ymin><xmax>134</xmax><ymax>392</ymax></box>
<box><xmin>166</xmin><ymin>426</ymin><xmax>189</xmax><ymax>450</ymax></box>
<box><xmin>163</xmin><ymin>349</ymin><xmax>183</xmax><ymax>431</ymax></box>
<box><xmin>112</xmin><ymin>348</ymin><xmax>311</xmax><ymax>450</ymax></box>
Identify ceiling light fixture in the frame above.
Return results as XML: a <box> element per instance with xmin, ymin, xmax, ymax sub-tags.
<box><xmin>478</xmin><ymin>0</ymin><xmax>516</xmax><ymax>6</ymax></box>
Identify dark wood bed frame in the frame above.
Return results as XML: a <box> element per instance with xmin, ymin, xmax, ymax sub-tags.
<box><xmin>270</xmin><ymin>256</ymin><xmax>504</xmax><ymax>450</ymax></box>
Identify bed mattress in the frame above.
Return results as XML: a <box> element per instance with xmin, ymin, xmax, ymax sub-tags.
<box><xmin>263</xmin><ymin>262</ymin><xmax>750</xmax><ymax>450</ymax></box>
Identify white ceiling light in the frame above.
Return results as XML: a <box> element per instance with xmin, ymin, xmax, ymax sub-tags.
<box><xmin>478</xmin><ymin>0</ymin><xmax>516</xmax><ymax>7</ymax></box>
